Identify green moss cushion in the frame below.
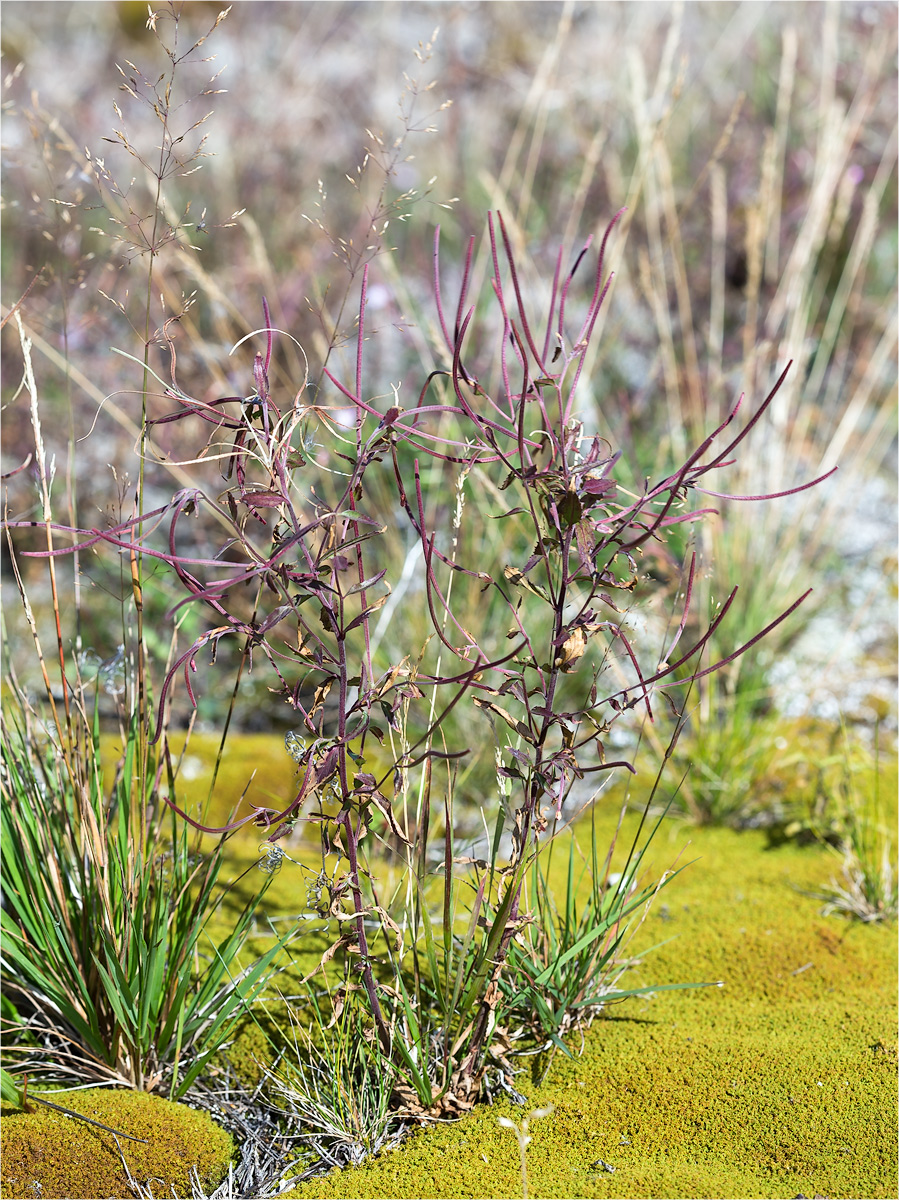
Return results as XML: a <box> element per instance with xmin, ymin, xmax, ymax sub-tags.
<box><xmin>0</xmin><ymin>1089</ymin><xmax>232</xmax><ymax>1200</ymax></box>
<box><xmin>281</xmin><ymin>823</ymin><xmax>897</xmax><ymax>1199</ymax></box>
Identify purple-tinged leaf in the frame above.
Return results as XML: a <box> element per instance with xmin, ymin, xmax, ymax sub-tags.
<box><xmin>659</xmin><ymin>552</ymin><xmax>696</xmax><ymax>665</ymax></box>
<box><xmin>241</xmin><ymin>488</ymin><xmax>286</xmax><ymax>509</ymax></box>
<box><xmin>697</xmin><ymin>361</ymin><xmax>792</xmax><ymax>474</ymax></box>
<box><xmin>262</xmin><ymin>295</ymin><xmax>273</xmax><ymax>375</ymax></box>
<box><xmin>693</xmin><ymin>465</ymin><xmax>838</xmax><ymax>502</ymax></box>
<box><xmin>433</xmin><ymin>226</ymin><xmax>452</xmax><ymax>352</ymax></box>
<box><xmin>542</xmin><ymin>244</ymin><xmax>565</xmax><ymax>362</ymax></box>
<box><xmin>257</xmin><ymin>606</ymin><xmax>295</xmax><ymax>634</ymax></box>
<box><xmin>663</xmin><ymin>589</ymin><xmax>814</xmax><ymax>689</ymax></box>
<box><xmin>346</xmin><ymin>569</ymin><xmax>387</xmax><ymax>595</ymax></box>
<box><xmin>496</xmin><ymin>211</ymin><xmax>548</xmax><ymax>376</ymax></box>
<box><xmin>580</xmin><ymin>478</ymin><xmax>613</xmax><ymax>501</ymax></box>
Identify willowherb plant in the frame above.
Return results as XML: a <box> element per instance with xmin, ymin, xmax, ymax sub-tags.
<box><xmin>7</xmin><ymin>202</ymin><xmax>833</xmax><ymax>1113</ymax></box>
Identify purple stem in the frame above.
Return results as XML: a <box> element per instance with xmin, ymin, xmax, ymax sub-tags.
<box><xmin>660</xmin><ymin>552</ymin><xmax>696</xmax><ymax>664</ymax></box>
<box><xmin>496</xmin><ymin>212</ymin><xmax>548</xmax><ymax>376</ymax></box>
<box><xmin>262</xmin><ymin>295</ymin><xmax>273</xmax><ymax>375</ymax></box>
<box><xmin>433</xmin><ymin>227</ymin><xmax>452</xmax><ymax>353</ymax></box>
<box><xmin>542</xmin><ymin>244</ymin><xmax>566</xmax><ymax>362</ymax></box>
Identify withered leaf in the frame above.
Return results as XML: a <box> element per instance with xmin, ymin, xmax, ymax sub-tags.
<box><xmin>472</xmin><ymin>696</ymin><xmax>534</xmax><ymax>743</ymax></box>
<box><xmin>310</xmin><ymin>679</ymin><xmax>333</xmax><ymax>716</ymax></box>
<box><xmin>346</xmin><ymin>592</ymin><xmax>389</xmax><ymax>632</ymax></box>
<box><xmin>503</xmin><ymin>564</ymin><xmax>550</xmax><ymax>602</ymax></box>
<box><xmin>555</xmin><ymin>627</ymin><xmax>588</xmax><ymax>672</ymax></box>
<box><xmin>319</xmin><ymin>605</ymin><xmax>336</xmax><ymax>632</ymax></box>
<box><xmin>301</xmin><ymin>932</ymin><xmax>356</xmax><ymax>983</ymax></box>
<box><xmin>574</xmin><ymin>519</ymin><xmax>594</xmax><ymax>570</ymax></box>
<box><xmin>354</xmin><ymin>778</ymin><xmax>411</xmax><ymax>846</ymax></box>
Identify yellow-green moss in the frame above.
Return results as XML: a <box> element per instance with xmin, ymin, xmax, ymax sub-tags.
<box><xmin>280</xmin><ymin>819</ymin><xmax>897</xmax><ymax>1200</ymax></box>
<box><xmin>101</xmin><ymin>730</ymin><xmax>303</xmax><ymax>837</ymax></box>
<box><xmin>0</xmin><ymin>1089</ymin><xmax>232</xmax><ymax>1200</ymax></box>
<box><xmin>82</xmin><ymin>734</ymin><xmax>897</xmax><ymax>1198</ymax></box>
<box><xmin>224</xmin><ymin>1014</ymin><xmax>279</xmax><ymax>1090</ymax></box>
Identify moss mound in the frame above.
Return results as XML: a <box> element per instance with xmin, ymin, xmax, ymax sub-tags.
<box><xmin>0</xmin><ymin>1089</ymin><xmax>232</xmax><ymax>1200</ymax></box>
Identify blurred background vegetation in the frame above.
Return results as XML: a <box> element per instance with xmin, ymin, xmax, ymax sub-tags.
<box><xmin>2</xmin><ymin>0</ymin><xmax>896</xmax><ymax>832</ymax></box>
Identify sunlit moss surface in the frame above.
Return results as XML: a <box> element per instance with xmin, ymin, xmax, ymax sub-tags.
<box><xmin>0</xmin><ymin>1089</ymin><xmax>232</xmax><ymax>1200</ymax></box>
<box><xmin>86</xmin><ymin>737</ymin><xmax>898</xmax><ymax>1198</ymax></box>
<box><xmin>101</xmin><ymin>730</ymin><xmax>304</xmax><ymax>836</ymax></box>
<box><xmin>262</xmin><ymin>817</ymin><xmax>894</xmax><ymax>1199</ymax></box>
